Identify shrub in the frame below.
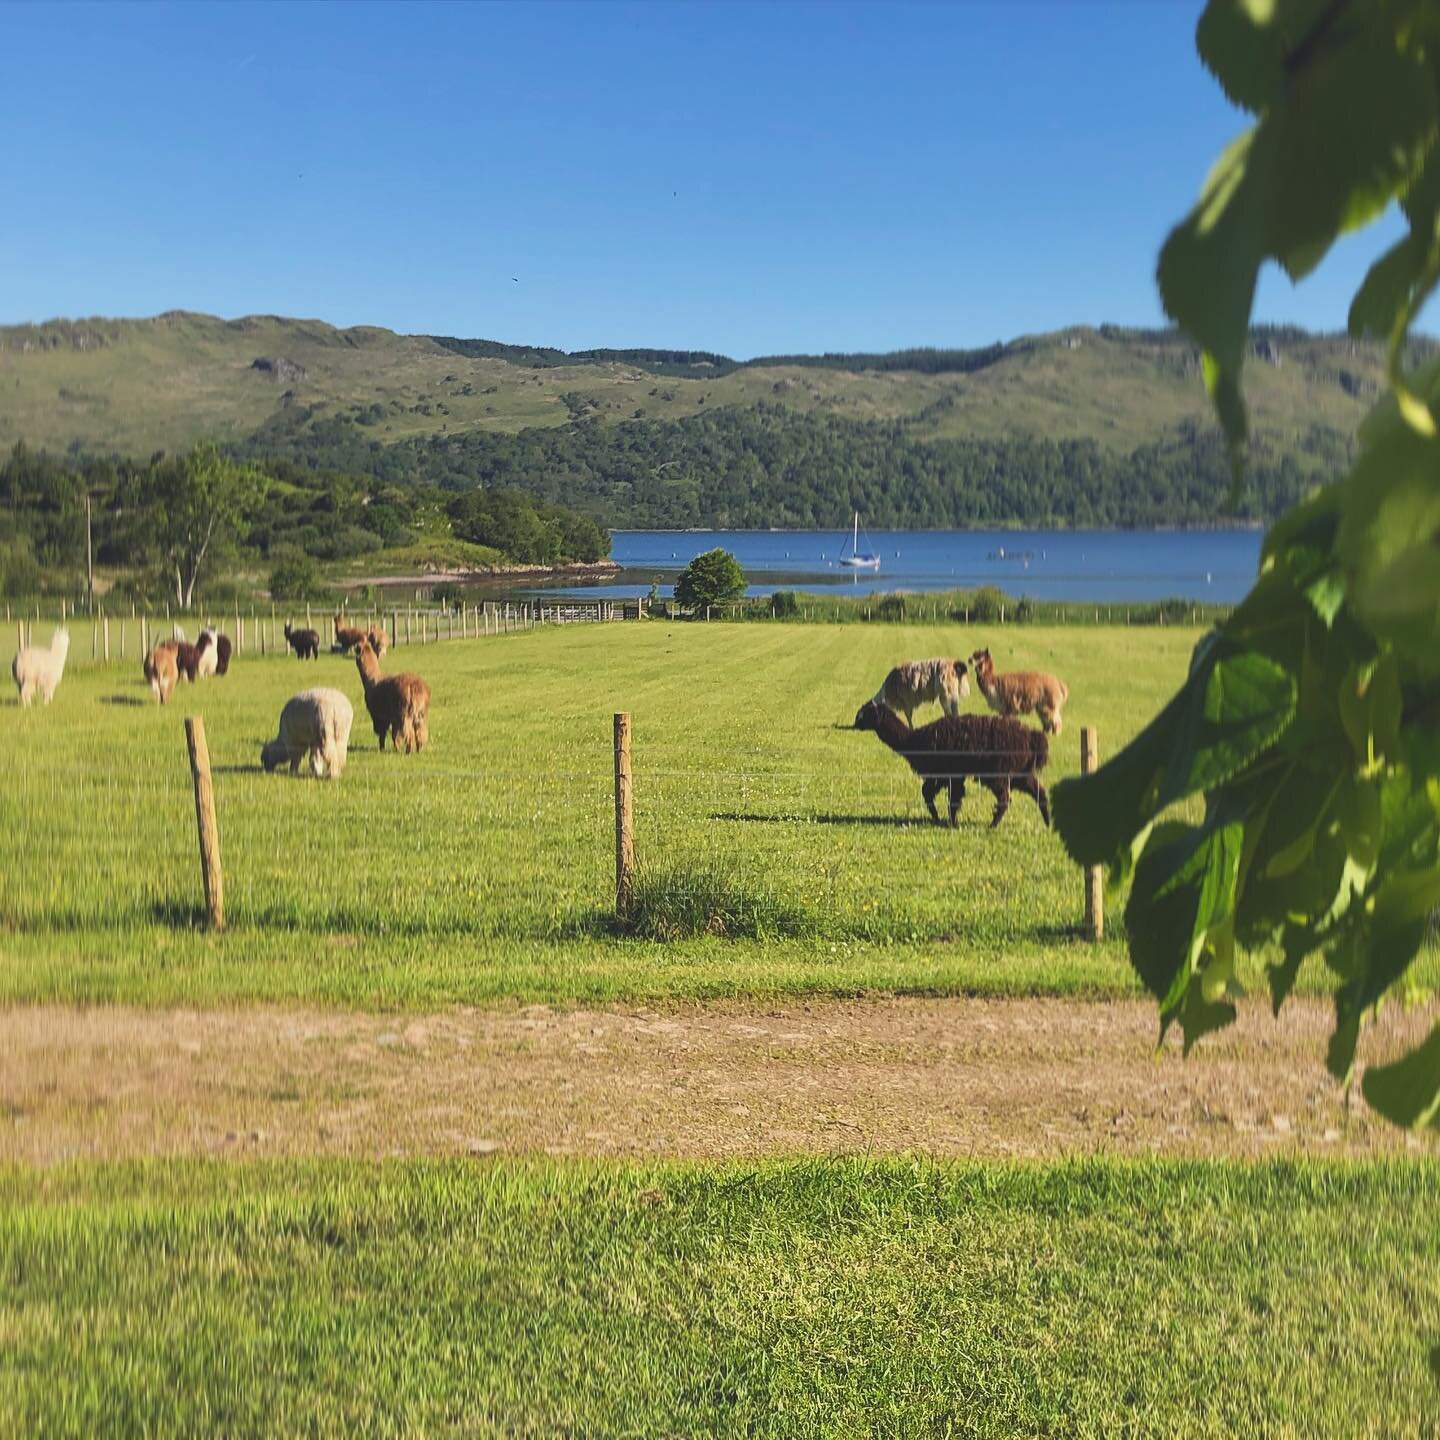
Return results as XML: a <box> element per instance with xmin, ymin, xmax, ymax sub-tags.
<box><xmin>875</xmin><ymin>594</ymin><xmax>907</xmax><ymax>621</ymax></box>
<box><xmin>770</xmin><ymin>589</ymin><xmax>799</xmax><ymax>617</ymax></box>
<box><xmin>432</xmin><ymin>581</ymin><xmax>465</xmax><ymax>610</ymax></box>
<box><xmin>675</xmin><ymin>548</ymin><xmax>746</xmax><ymax>612</ymax></box>
<box><xmin>619</xmin><ymin>863</ymin><xmax>807</xmax><ymax>941</ymax></box>
<box><xmin>268</xmin><ymin>550</ymin><xmax>320</xmax><ymax>600</ymax></box>
<box><xmin>967</xmin><ymin>585</ymin><xmax>1009</xmax><ymax>622</ymax></box>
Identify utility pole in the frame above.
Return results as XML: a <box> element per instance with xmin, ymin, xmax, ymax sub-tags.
<box><xmin>85</xmin><ymin>494</ymin><xmax>94</xmax><ymax>611</ymax></box>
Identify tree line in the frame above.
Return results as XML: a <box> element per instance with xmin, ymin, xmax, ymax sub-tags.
<box><xmin>237</xmin><ymin>401</ymin><xmax>1354</xmax><ymax>531</ymax></box>
<box><xmin>0</xmin><ymin>441</ymin><xmax>611</xmax><ymax>602</ymax></box>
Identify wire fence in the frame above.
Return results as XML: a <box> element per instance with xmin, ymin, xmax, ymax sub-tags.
<box><xmin>0</xmin><ymin>720</ymin><xmax>1105</xmax><ymax>946</ymax></box>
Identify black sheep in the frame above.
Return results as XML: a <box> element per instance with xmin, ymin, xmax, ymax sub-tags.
<box><xmin>284</xmin><ymin>623</ymin><xmax>321</xmax><ymax>660</ymax></box>
<box><xmin>852</xmin><ymin>699</ymin><xmax>1051</xmax><ymax>829</ymax></box>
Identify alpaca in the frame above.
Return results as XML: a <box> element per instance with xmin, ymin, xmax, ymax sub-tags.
<box><xmin>262</xmin><ymin>688</ymin><xmax>354</xmax><ymax>779</ymax></box>
<box><xmin>852</xmin><ymin>698</ymin><xmax>1050</xmax><ymax>829</ymax></box>
<box><xmin>366</xmin><ymin>625</ymin><xmax>389</xmax><ymax>657</ymax></box>
<box><xmin>333</xmin><ymin>610</ymin><xmax>368</xmax><ymax>653</ymax></box>
<box><xmin>196</xmin><ymin>628</ymin><xmax>220</xmax><ymax>678</ymax></box>
<box><xmin>870</xmin><ymin>657</ymin><xmax>971</xmax><ymax>726</ymax></box>
<box><xmin>11</xmin><ymin>628</ymin><xmax>70</xmax><ymax>706</ymax></box>
<box><xmin>969</xmin><ymin>648</ymin><xmax>1069</xmax><ymax>736</ymax></box>
<box><xmin>173</xmin><ymin>631</ymin><xmax>213</xmax><ymax>684</ymax></box>
<box><xmin>284</xmin><ymin>623</ymin><xmax>321</xmax><ymax>660</ymax></box>
<box><xmin>353</xmin><ymin>636</ymin><xmax>430</xmax><ymax>752</ymax></box>
<box><xmin>143</xmin><ymin>641</ymin><xmax>179</xmax><ymax>704</ymax></box>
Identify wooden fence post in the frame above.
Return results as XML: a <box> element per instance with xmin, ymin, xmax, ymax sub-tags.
<box><xmin>184</xmin><ymin>715</ymin><xmax>225</xmax><ymax>931</ymax></box>
<box><xmin>1082</xmin><ymin>727</ymin><xmax>1103</xmax><ymax>942</ymax></box>
<box><xmin>614</xmin><ymin>711</ymin><xmax>635</xmax><ymax>923</ymax></box>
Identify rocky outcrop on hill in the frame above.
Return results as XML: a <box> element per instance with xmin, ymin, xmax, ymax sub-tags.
<box><xmin>250</xmin><ymin>356</ymin><xmax>307</xmax><ymax>383</ymax></box>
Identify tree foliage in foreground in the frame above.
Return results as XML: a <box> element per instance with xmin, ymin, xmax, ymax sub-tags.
<box><xmin>1053</xmin><ymin>0</ymin><xmax>1440</xmax><ymax>1128</ymax></box>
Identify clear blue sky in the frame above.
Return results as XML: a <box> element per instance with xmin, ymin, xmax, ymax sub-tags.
<box><xmin>0</xmin><ymin>0</ymin><xmax>1409</xmax><ymax>356</ymax></box>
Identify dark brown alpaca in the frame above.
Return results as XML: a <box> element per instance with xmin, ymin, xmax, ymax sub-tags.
<box><xmin>852</xmin><ymin>699</ymin><xmax>1050</xmax><ymax>829</ymax></box>
<box><xmin>284</xmin><ymin>623</ymin><xmax>321</xmax><ymax>660</ymax></box>
<box><xmin>353</xmin><ymin>636</ymin><xmax>430</xmax><ymax>753</ymax></box>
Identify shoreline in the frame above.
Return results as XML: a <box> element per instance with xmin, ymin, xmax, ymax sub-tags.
<box><xmin>342</xmin><ymin>558</ymin><xmax>621</xmax><ymax>588</ymax></box>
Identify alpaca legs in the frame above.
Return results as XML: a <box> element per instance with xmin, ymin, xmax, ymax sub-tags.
<box><xmin>947</xmin><ymin>777</ymin><xmax>967</xmax><ymax>826</ymax></box>
<box><xmin>18</xmin><ymin>679</ymin><xmax>34</xmax><ymax>706</ymax></box>
<box><xmin>1016</xmin><ymin>774</ymin><xmax>1051</xmax><ymax>827</ymax></box>
<box><xmin>984</xmin><ymin>778</ymin><xmax>1012</xmax><ymax>828</ymax></box>
<box><xmin>921</xmin><ymin>777</ymin><xmax>944</xmax><ymax>823</ymax></box>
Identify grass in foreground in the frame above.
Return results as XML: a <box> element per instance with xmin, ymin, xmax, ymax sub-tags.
<box><xmin>1</xmin><ymin>1157</ymin><xmax>1436</xmax><ymax>1437</ymax></box>
<box><xmin>2</xmin><ymin>620</ymin><xmax>1433</xmax><ymax>1007</ymax></box>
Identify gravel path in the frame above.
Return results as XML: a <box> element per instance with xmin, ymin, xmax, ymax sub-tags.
<box><xmin>3</xmin><ymin>996</ymin><xmax>1434</xmax><ymax>1164</ymax></box>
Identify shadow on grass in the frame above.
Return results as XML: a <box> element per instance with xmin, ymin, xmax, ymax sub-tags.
<box><xmin>212</xmin><ymin>763</ymin><xmax>266</xmax><ymax>775</ymax></box>
<box><xmin>711</xmin><ymin>810</ymin><xmax>951</xmax><ymax>829</ymax></box>
<box><xmin>98</xmin><ymin>695</ymin><xmax>148</xmax><ymax>708</ymax></box>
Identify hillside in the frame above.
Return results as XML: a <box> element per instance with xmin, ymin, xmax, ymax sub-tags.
<box><xmin>0</xmin><ymin>310</ymin><xmax>1388</xmax><ymax>452</ymax></box>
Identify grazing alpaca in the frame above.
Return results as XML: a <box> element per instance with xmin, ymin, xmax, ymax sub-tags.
<box><xmin>870</xmin><ymin>657</ymin><xmax>971</xmax><ymax>727</ymax></box>
<box><xmin>284</xmin><ymin>623</ymin><xmax>321</xmax><ymax>660</ymax></box>
<box><xmin>333</xmin><ymin>610</ymin><xmax>368</xmax><ymax>653</ymax></box>
<box><xmin>353</xmin><ymin>636</ymin><xmax>430</xmax><ymax>752</ymax></box>
<box><xmin>852</xmin><ymin>698</ymin><xmax>1050</xmax><ymax>829</ymax></box>
<box><xmin>970</xmin><ymin>648</ymin><xmax>1069</xmax><ymax>736</ymax></box>
<box><xmin>262</xmin><ymin>688</ymin><xmax>354</xmax><ymax>779</ymax></box>
<box><xmin>143</xmin><ymin>641</ymin><xmax>179</xmax><ymax>704</ymax></box>
<box><xmin>12</xmin><ymin>628</ymin><xmax>70</xmax><ymax>706</ymax></box>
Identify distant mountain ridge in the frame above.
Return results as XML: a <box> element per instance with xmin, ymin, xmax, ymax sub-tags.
<box><xmin>0</xmin><ymin>309</ymin><xmax>1404</xmax><ymax>528</ymax></box>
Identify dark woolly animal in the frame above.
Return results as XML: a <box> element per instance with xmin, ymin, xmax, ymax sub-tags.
<box><xmin>214</xmin><ymin>634</ymin><xmax>232</xmax><ymax>676</ymax></box>
<box><xmin>334</xmin><ymin>610</ymin><xmax>368</xmax><ymax>653</ymax></box>
<box><xmin>284</xmin><ymin>623</ymin><xmax>321</xmax><ymax>660</ymax></box>
<box><xmin>354</xmin><ymin>636</ymin><xmax>430</xmax><ymax>753</ymax></box>
<box><xmin>173</xmin><ymin>631</ymin><xmax>213</xmax><ymax>683</ymax></box>
<box><xmin>852</xmin><ymin>699</ymin><xmax>1050</xmax><ymax>829</ymax></box>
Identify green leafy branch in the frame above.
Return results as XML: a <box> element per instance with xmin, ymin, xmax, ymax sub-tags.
<box><xmin>1052</xmin><ymin>0</ymin><xmax>1440</xmax><ymax>1126</ymax></box>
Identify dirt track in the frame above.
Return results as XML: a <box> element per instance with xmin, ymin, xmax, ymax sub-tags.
<box><xmin>2</xmin><ymin>997</ymin><xmax>1435</xmax><ymax>1164</ymax></box>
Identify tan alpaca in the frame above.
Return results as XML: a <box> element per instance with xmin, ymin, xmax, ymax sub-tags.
<box><xmin>353</xmin><ymin>636</ymin><xmax>430</xmax><ymax>752</ymax></box>
<box><xmin>870</xmin><ymin>657</ymin><xmax>971</xmax><ymax>727</ymax></box>
<box><xmin>969</xmin><ymin>648</ymin><xmax>1068</xmax><ymax>736</ymax></box>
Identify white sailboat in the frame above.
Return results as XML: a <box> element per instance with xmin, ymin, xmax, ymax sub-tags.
<box><xmin>839</xmin><ymin>512</ymin><xmax>881</xmax><ymax>570</ymax></box>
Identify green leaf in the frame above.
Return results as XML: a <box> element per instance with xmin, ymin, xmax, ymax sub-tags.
<box><xmin>1125</xmin><ymin>816</ymin><xmax>1243</xmax><ymax>1035</ymax></box>
<box><xmin>1054</xmin><ymin>641</ymin><xmax>1294</xmax><ymax>870</ymax></box>
<box><xmin>1349</xmin><ymin>232</ymin><xmax>1426</xmax><ymax>340</ymax></box>
<box><xmin>1338</xmin><ymin>656</ymin><xmax>1403</xmax><ymax>764</ymax></box>
<box><xmin>1362</xmin><ymin>1025</ymin><xmax>1440</xmax><ymax>1128</ymax></box>
<box><xmin>1196</xmin><ymin>0</ymin><xmax>1339</xmax><ymax>114</ymax></box>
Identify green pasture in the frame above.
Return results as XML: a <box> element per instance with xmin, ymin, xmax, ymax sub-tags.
<box><xmin>2</xmin><ymin>1156</ymin><xmax>1437</xmax><ymax>1437</ymax></box>
<box><xmin>1</xmin><ymin>620</ymin><xmax>1431</xmax><ymax>1008</ymax></box>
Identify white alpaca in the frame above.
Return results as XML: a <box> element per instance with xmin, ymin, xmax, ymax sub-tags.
<box><xmin>870</xmin><ymin>657</ymin><xmax>971</xmax><ymax>727</ymax></box>
<box><xmin>12</xmin><ymin>629</ymin><xmax>71</xmax><ymax>706</ymax></box>
<box><xmin>261</xmin><ymin>688</ymin><xmax>354</xmax><ymax>779</ymax></box>
<box><xmin>195</xmin><ymin>628</ymin><xmax>220</xmax><ymax>678</ymax></box>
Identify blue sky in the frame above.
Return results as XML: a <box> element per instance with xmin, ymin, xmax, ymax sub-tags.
<box><xmin>0</xmin><ymin>0</ymin><xmax>1409</xmax><ymax>355</ymax></box>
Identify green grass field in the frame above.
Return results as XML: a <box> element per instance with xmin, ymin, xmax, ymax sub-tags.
<box><xmin>3</xmin><ymin>1157</ymin><xmax>1437</xmax><ymax>1437</ymax></box>
<box><xmin>1</xmin><ymin>619</ymin><xmax>1433</xmax><ymax>1008</ymax></box>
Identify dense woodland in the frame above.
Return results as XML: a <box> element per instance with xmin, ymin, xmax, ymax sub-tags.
<box><xmin>237</xmin><ymin>402</ymin><xmax>1354</xmax><ymax>530</ymax></box>
<box><xmin>0</xmin><ymin>441</ymin><xmax>611</xmax><ymax>597</ymax></box>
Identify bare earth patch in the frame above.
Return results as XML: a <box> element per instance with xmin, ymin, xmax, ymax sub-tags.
<box><xmin>2</xmin><ymin>996</ymin><xmax>1435</xmax><ymax>1164</ymax></box>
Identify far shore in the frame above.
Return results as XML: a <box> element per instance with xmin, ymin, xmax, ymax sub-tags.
<box><xmin>341</xmin><ymin>558</ymin><xmax>621</xmax><ymax>588</ymax></box>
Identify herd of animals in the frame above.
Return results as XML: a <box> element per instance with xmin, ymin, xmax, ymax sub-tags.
<box><xmin>11</xmin><ymin>613</ymin><xmax>1065</xmax><ymax>830</ymax></box>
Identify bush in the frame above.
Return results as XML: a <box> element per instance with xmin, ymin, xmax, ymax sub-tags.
<box><xmin>432</xmin><ymin>581</ymin><xmax>465</xmax><ymax>610</ymax></box>
<box><xmin>966</xmin><ymin>585</ymin><xmax>1010</xmax><ymax>623</ymax></box>
<box><xmin>675</xmin><ymin>548</ymin><xmax>746</xmax><ymax>612</ymax></box>
<box><xmin>268</xmin><ymin>550</ymin><xmax>320</xmax><ymax>600</ymax></box>
<box><xmin>619</xmin><ymin>863</ymin><xmax>807</xmax><ymax>941</ymax></box>
<box><xmin>770</xmin><ymin>589</ymin><xmax>799</xmax><ymax>617</ymax></box>
<box><xmin>875</xmin><ymin>594</ymin><xmax>907</xmax><ymax>621</ymax></box>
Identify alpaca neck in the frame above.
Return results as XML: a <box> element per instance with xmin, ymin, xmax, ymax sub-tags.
<box><xmin>870</xmin><ymin>707</ymin><xmax>912</xmax><ymax>752</ymax></box>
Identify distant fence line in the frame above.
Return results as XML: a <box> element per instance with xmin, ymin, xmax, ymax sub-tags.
<box><xmin>4</xmin><ymin>589</ymin><xmax>1231</xmax><ymax>665</ymax></box>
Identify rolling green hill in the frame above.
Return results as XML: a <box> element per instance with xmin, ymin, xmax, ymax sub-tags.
<box><xmin>0</xmin><ymin>310</ymin><xmax>1404</xmax><ymax>527</ymax></box>
<box><xmin>0</xmin><ymin>309</ymin><xmax>1389</xmax><ymax>454</ymax></box>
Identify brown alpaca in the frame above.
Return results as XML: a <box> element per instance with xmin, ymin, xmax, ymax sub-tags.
<box><xmin>353</xmin><ymin>636</ymin><xmax>430</xmax><ymax>753</ymax></box>
<box><xmin>334</xmin><ymin>610</ymin><xmax>368</xmax><ymax>653</ymax></box>
<box><xmin>366</xmin><ymin>625</ymin><xmax>389</xmax><ymax>657</ymax></box>
<box><xmin>969</xmin><ymin>648</ymin><xmax>1069</xmax><ymax>736</ymax></box>
<box><xmin>143</xmin><ymin>642</ymin><xmax>179</xmax><ymax>704</ymax></box>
